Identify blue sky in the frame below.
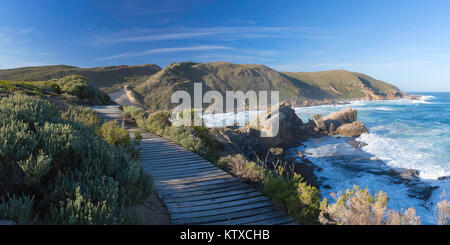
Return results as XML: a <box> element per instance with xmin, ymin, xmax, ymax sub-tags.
<box><xmin>1</xmin><ymin>0</ymin><xmax>450</xmax><ymax>91</ymax></box>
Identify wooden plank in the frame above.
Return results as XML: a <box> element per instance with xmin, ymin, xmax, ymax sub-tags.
<box><xmin>152</xmin><ymin>169</ymin><xmax>227</xmax><ymax>181</ymax></box>
<box><xmin>140</xmin><ymin>152</ymin><xmax>200</xmax><ymax>159</ymax></box>
<box><xmin>139</xmin><ymin>151</ymin><xmax>198</xmax><ymax>157</ymax></box>
<box><xmin>166</xmin><ymin>191</ymin><xmax>263</xmax><ymax>209</ymax></box>
<box><xmin>147</xmin><ymin>163</ymin><xmax>216</xmax><ymax>173</ymax></box>
<box><xmin>156</xmin><ymin>176</ymin><xmax>235</xmax><ymax>190</ymax></box>
<box><xmin>142</xmin><ymin>159</ymin><xmax>211</xmax><ymax>168</ymax></box>
<box><xmin>168</xmin><ymin>196</ymin><xmax>270</xmax><ymax>214</ymax></box>
<box><xmin>163</xmin><ymin>187</ymin><xmax>256</xmax><ymax>204</ymax></box>
<box><xmin>172</xmin><ymin>205</ymin><xmax>280</xmax><ymax>225</ymax></box>
<box><xmin>207</xmin><ymin>210</ymin><xmax>288</xmax><ymax>225</ymax></box>
<box><xmin>143</xmin><ymin>162</ymin><xmax>212</xmax><ymax>171</ymax></box>
<box><xmin>140</xmin><ymin>154</ymin><xmax>202</xmax><ymax>161</ymax></box>
<box><xmin>141</xmin><ymin>157</ymin><xmax>205</xmax><ymax>165</ymax></box>
<box><xmin>156</xmin><ymin>172</ymin><xmax>232</xmax><ymax>185</ymax></box>
<box><xmin>169</xmin><ymin>201</ymin><xmax>273</xmax><ymax>220</ymax></box>
<box><xmin>244</xmin><ymin>215</ymin><xmax>295</xmax><ymax>225</ymax></box>
<box><xmin>159</xmin><ymin>182</ymin><xmax>251</xmax><ymax>200</ymax></box>
<box><xmin>156</xmin><ymin>179</ymin><xmax>242</xmax><ymax>196</ymax></box>
<box><xmin>149</xmin><ymin>166</ymin><xmax>221</xmax><ymax>177</ymax></box>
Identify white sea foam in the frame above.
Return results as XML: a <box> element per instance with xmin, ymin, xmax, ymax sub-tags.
<box><xmin>358</xmin><ymin>133</ymin><xmax>450</xmax><ymax>180</ymax></box>
<box><xmin>299</xmin><ymin>137</ymin><xmax>437</xmax><ymax>224</ymax></box>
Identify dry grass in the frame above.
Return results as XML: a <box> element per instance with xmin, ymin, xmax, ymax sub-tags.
<box><xmin>435</xmin><ymin>191</ymin><xmax>450</xmax><ymax>225</ymax></box>
<box><xmin>218</xmin><ymin>154</ymin><xmax>265</xmax><ymax>184</ymax></box>
<box><xmin>319</xmin><ymin>185</ymin><xmax>421</xmax><ymax>225</ymax></box>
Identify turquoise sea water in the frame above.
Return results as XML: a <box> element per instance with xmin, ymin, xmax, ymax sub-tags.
<box><xmin>203</xmin><ymin>93</ymin><xmax>450</xmax><ymax>224</ymax></box>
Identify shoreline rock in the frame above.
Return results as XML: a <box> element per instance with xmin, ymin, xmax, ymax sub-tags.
<box><xmin>311</xmin><ymin>108</ymin><xmax>368</xmax><ymax>137</ymax></box>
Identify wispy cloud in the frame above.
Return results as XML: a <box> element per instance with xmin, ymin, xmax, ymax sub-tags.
<box><xmin>98</xmin><ymin>45</ymin><xmax>232</xmax><ymax>60</ymax></box>
<box><xmin>0</xmin><ymin>27</ymin><xmax>33</xmax><ymax>43</ymax></box>
<box><xmin>95</xmin><ymin>26</ymin><xmax>322</xmax><ymax>44</ymax></box>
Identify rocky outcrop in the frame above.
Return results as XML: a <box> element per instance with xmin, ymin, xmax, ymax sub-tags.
<box><xmin>334</xmin><ymin>121</ymin><xmax>368</xmax><ymax>137</ymax></box>
<box><xmin>312</xmin><ymin>108</ymin><xmax>368</xmax><ymax>137</ymax></box>
<box><xmin>241</xmin><ymin>102</ymin><xmax>307</xmax><ymax>153</ymax></box>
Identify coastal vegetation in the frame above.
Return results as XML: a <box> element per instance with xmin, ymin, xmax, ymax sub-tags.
<box><xmin>0</xmin><ymin>95</ymin><xmax>153</xmax><ymax>224</ymax></box>
<box><xmin>0</xmin><ymin>64</ymin><xmax>161</xmax><ymax>93</ymax></box>
<box><xmin>0</xmin><ymin>75</ymin><xmax>111</xmax><ymax>106</ymax></box>
<box><xmin>123</xmin><ymin>106</ymin><xmax>220</xmax><ymax>163</ymax></box>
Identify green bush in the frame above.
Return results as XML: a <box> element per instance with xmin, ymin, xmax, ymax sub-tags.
<box><xmin>123</xmin><ymin>106</ymin><xmax>146</xmax><ymax>121</ymax></box>
<box><xmin>0</xmin><ymin>194</ymin><xmax>35</xmax><ymax>224</ymax></box>
<box><xmin>99</xmin><ymin>121</ymin><xmax>141</xmax><ymax>160</ymax></box>
<box><xmin>0</xmin><ymin>95</ymin><xmax>152</xmax><ymax>225</ymax></box>
<box><xmin>263</xmin><ymin>166</ymin><xmax>321</xmax><ymax>224</ymax></box>
<box><xmin>61</xmin><ymin>106</ymin><xmax>101</xmax><ymax>129</ymax></box>
<box><xmin>99</xmin><ymin>121</ymin><xmax>131</xmax><ymax>147</ymax></box>
<box><xmin>58</xmin><ymin>75</ymin><xmax>110</xmax><ymax>105</ymax></box>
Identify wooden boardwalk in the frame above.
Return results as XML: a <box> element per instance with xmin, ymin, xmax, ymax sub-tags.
<box><xmin>93</xmin><ymin>105</ymin><xmax>297</xmax><ymax>225</ymax></box>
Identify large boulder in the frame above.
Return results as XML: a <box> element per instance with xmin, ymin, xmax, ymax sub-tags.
<box><xmin>334</xmin><ymin>121</ymin><xmax>368</xmax><ymax>137</ymax></box>
<box><xmin>241</xmin><ymin>102</ymin><xmax>307</xmax><ymax>154</ymax></box>
<box><xmin>312</xmin><ymin>108</ymin><xmax>368</xmax><ymax>137</ymax></box>
<box><xmin>323</xmin><ymin>107</ymin><xmax>358</xmax><ymax>127</ymax></box>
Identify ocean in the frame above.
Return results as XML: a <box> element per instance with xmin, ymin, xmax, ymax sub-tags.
<box><xmin>203</xmin><ymin>92</ymin><xmax>450</xmax><ymax>224</ymax></box>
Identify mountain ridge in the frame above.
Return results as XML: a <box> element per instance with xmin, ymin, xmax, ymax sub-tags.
<box><xmin>132</xmin><ymin>62</ymin><xmax>407</xmax><ymax>110</ymax></box>
<box><xmin>0</xmin><ymin>62</ymin><xmax>408</xmax><ymax>110</ymax></box>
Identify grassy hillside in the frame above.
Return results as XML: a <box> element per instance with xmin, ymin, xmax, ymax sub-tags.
<box><xmin>0</xmin><ymin>64</ymin><xmax>161</xmax><ymax>93</ymax></box>
<box><xmin>133</xmin><ymin>62</ymin><xmax>333</xmax><ymax>110</ymax></box>
<box><xmin>0</xmin><ymin>75</ymin><xmax>111</xmax><ymax>106</ymax></box>
<box><xmin>283</xmin><ymin>70</ymin><xmax>406</xmax><ymax>100</ymax></box>
<box><xmin>1</xmin><ymin>62</ymin><xmax>406</xmax><ymax>110</ymax></box>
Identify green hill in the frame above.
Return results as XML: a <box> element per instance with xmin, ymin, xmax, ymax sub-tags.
<box><xmin>283</xmin><ymin>70</ymin><xmax>406</xmax><ymax>100</ymax></box>
<box><xmin>133</xmin><ymin>62</ymin><xmax>333</xmax><ymax>110</ymax></box>
<box><xmin>0</xmin><ymin>64</ymin><xmax>161</xmax><ymax>93</ymax></box>
<box><xmin>132</xmin><ymin>62</ymin><xmax>405</xmax><ymax>110</ymax></box>
<box><xmin>1</xmin><ymin>62</ymin><xmax>406</xmax><ymax>110</ymax></box>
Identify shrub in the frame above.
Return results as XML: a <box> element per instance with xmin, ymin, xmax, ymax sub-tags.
<box><xmin>123</xmin><ymin>106</ymin><xmax>146</xmax><ymax>121</ymax></box>
<box><xmin>0</xmin><ymin>94</ymin><xmax>152</xmax><ymax>225</ymax></box>
<box><xmin>319</xmin><ymin>185</ymin><xmax>421</xmax><ymax>225</ymax></box>
<box><xmin>0</xmin><ymin>194</ymin><xmax>35</xmax><ymax>224</ymax></box>
<box><xmin>61</xmin><ymin>106</ymin><xmax>100</xmax><ymax>129</ymax></box>
<box><xmin>435</xmin><ymin>192</ymin><xmax>450</xmax><ymax>225</ymax></box>
<box><xmin>218</xmin><ymin>154</ymin><xmax>265</xmax><ymax>184</ymax></box>
<box><xmin>139</xmin><ymin>111</ymin><xmax>172</xmax><ymax>135</ymax></box>
<box><xmin>99</xmin><ymin>121</ymin><xmax>131</xmax><ymax>147</ymax></box>
<box><xmin>262</xmin><ymin>165</ymin><xmax>321</xmax><ymax>224</ymax></box>
<box><xmin>58</xmin><ymin>75</ymin><xmax>110</xmax><ymax>105</ymax></box>
<box><xmin>135</xmin><ymin>111</ymin><xmax>220</xmax><ymax>162</ymax></box>
<box><xmin>18</xmin><ymin>151</ymin><xmax>52</xmax><ymax>184</ymax></box>
<box><xmin>99</xmin><ymin>121</ymin><xmax>141</xmax><ymax>160</ymax></box>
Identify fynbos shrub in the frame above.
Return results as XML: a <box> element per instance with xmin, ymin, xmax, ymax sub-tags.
<box><xmin>0</xmin><ymin>95</ymin><xmax>152</xmax><ymax>225</ymax></box>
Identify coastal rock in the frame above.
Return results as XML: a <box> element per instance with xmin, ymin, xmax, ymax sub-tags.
<box><xmin>312</xmin><ymin>114</ymin><xmax>326</xmax><ymax>131</ymax></box>
<box><xmin>438</xmin><ymin>175</ymin><xmax>450</xmax><ymax>180</ymax></box>
<box><xmin>322</xmin><ymin>108</ymin><xmax>358</xmax><ymax>126</ymax></box>
<box><xmin>242</xmin><ymin>102</ymin><xmax>306</xmax><ymax>151</ymax></box>
<box><xmin>334</xmin><ymin>121</ymin><xmax>369</xmax><ymax>137</ymax></box>
<box><xmin>312</xmin><ymin>108</ymin><xmax>369</xmax><ymax>137</ymax></box>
